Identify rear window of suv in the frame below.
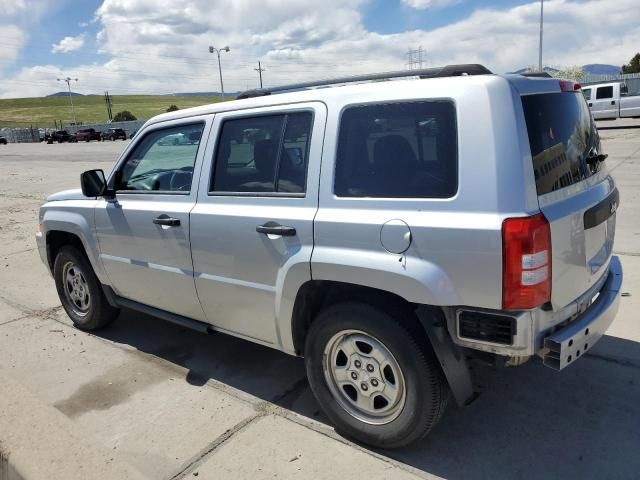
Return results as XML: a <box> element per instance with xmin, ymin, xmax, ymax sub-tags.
<box><xmin>522</xmin><ymin>92</ymin><xmax>600</xmax><ymax>196</ymax></box>
<box><xmin>334</xmin><ymin>101</ymin><xmax>457</xmax><ymax>198</ymax></box>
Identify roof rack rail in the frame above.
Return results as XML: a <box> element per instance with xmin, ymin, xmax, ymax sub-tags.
<box><xmin>236</xmin><ymin>64</ymin><xmax>492</xmax><ymax>100</ymax></box>
<box><xmin>521</xmin><ymin>71</ymin><xmax>553</xmax><ymax>78</ymax></box>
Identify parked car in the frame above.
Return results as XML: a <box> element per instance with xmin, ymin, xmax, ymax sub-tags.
<box><xmin>0</xmin><ymin>136</ymin><xmax>7</xmax><ymax>144</ymax></box>
<box><xmin>74</xmin><ymin>128</ymin><xmax>102</xmax><ymax>142</ymax></box>
<box><xmin>102</xmin><ymin>128</ymin><xmax>127</xmax><ymax>141</ymax></box>
<box><xmin>46</xmin><ymin>130</ymin><xmax>75</xmax><ymax>144</ymax></box>
<box><xmin>582</xmin><ymin>82</ymin><xmax>640</xmax><ymax>119</ymax></box>
<box><xmin>37</xmin><ymin>65</ymin><xmax>622</xmax><ymax>449</ymax></box>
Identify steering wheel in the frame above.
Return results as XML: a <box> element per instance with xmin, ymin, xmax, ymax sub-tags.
<box><xmin>169</xmin><ymin>171</ymin><xmax>192</xmax><ymax>191</ymax></box>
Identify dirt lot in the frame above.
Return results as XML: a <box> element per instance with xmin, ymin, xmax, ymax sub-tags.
<box><xmin>1</xmin><ymin>133</ymin><xmax>639</xmax><ymax>479</ymax></box>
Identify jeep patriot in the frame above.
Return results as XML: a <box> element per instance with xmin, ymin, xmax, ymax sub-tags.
<box><xmin>37</xmin><ymin>65</ymin><xmax>622</xmax><ymax>448</ymax></box>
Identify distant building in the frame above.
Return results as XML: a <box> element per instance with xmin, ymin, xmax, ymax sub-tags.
<box><xmin>531</xmin><ymin>142</ymin><xmax>577</xmax><ymax>193</ymax></box>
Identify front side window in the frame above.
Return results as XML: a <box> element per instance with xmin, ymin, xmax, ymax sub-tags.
<box><xmin>582</xmin><ymin>88</ymin><xmax>592</xmax><ymax>101</ymax></box>
<box><xmin>596</xmin><ymin>86</ymin><xmax>613</xmax><ymax>99</ymax></box>
<box><xmin>116</xmin><ymin>123</ymin><xmax>205</xmax><ymax>193</ymax></box>
<box><xmin>211</xmin><ymin>112</ymin><xmax>312</xmax><ymax>194</ymax></box>
<box><xmin>334</xmin><ymin>101</ymin><xmax>458</xmax><ymax>198</ymax></box>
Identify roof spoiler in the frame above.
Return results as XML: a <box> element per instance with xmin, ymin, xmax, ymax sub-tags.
<box><xmin>236</xmin><ymin>64</ymin><xmax>493</xmax><ymax>99</ymax></box>
<box><xmin>521</xmin><ymin>72</ymin><xmax>553</xmax><ymax>78</ymax></box>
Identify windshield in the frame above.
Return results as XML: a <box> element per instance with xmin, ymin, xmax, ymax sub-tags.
<box><xmin>522</xmin><ymin>92</ymin><xmax>601</xmax><ymax>196</ymax></box>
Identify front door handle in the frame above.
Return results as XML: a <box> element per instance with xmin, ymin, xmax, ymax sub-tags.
<box><xmin>256</xmin><ymin>221</ymin><xmax>296</xmax><ymax>237</ymax></box>
<box><xmin>153</xmin><ymin>214</ymin><xmax>181</xmax><ymax>227</ymax></box>
<box><xmin>588</xmin><ymin>102</ymin><xmax>593</xmax><ymax>107</ymax></box>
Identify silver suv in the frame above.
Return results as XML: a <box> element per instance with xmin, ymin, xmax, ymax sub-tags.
<box><xmin>37</xmin><ymin>65</ymin><xmax>622</xmax><ymax>448</ymax></box>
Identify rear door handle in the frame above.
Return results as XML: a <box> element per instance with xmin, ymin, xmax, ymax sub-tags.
<box><xmin>611</xmin><ymin>100</ymin><xmax>616</xmax><ymax>105</ymax></box>
<box><xmin>153</xmin><ymin>214</ymin><xmax>181</xmax><ymax>227</ymax></box>
<box><xmin>256</xmin><ymin>221</ymin><xmax>296</xmax><ymax>237</ymax></box>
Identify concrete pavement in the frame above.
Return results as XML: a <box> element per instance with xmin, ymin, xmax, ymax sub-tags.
<box><xmin>0</xmin><ymin>133</ymin><xmax>639</xmax><ymax>479</ymax></box>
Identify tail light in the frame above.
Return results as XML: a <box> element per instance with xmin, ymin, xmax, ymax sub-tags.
<box><xmin>502</xmin><ymin>213</ymin><xmax>551</xmax><ymax>310</ymax></box>
<box><xmin>559</xmin><ymin>80</ymin><xmax>581</xmax><ymax>92</ymax></box>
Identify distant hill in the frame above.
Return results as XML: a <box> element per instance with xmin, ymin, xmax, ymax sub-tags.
<box><xmin>0</xmin><ymin>94</ymin><xmax>223</xmax><ymax>128</ymax></box>
<box><xmin>47</xmin><ymin>91</ymin><xmax>83</xmax><ymax>97</ymax></box>
<box><xmin>168</xmin><ymin>91</ymin><xmax>239</xmax><ymax>97</ymax></box>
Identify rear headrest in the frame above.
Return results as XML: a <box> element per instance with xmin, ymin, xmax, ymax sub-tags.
<box><xmin>372</xmin><ymin>134</ymin><xmax>417</xmax><ymax>174</ymax></box>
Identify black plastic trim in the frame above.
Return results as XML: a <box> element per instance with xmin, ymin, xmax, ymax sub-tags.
<box><xmin>102</xmin><ymin>287</ymin><xmax>212</xmax><ymax>334</ymax></box>
<box><xmin>584</xmin><ymin>188</ymin><xmax>619</xmax><ymax>230</ymax></box>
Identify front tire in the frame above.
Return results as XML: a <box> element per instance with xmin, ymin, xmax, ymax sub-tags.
<box><xmin>305</xmin><ymin>302</ymin><xmax>448</xmax><ymax>449</ymax></box>
<box><xmin>53</xmin><ymin>246</ymin><xmax>119</xmax><ymax>331</ymax></box>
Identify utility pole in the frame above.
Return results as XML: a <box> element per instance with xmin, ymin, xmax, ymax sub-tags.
<box><xmin>254</xmin><ymin>61</ymin><xmax>265</xmax><ymax>88</ymax></box>
<box><xmin>538</xmin><ymin>0</ymin><xmax>544</xmax><ymax>71</ymax></box>
<box><xmin>209</xmin><ymin>45</ymin><xmax>230</xmax><ymax>97</ymax></box>
<box><xmin>57</xmin><ymin>77</ymin><xmax>78</xmax><ymax>125</ymax></box>
<box><xmin>406</xmin><ymin>47</ymin><xmax>426</xmax><ymax>70</ymax></box>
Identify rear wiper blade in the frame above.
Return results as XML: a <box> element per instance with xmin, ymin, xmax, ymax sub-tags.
<box><xmin>586</xmin><ymin>153</ymin><xmax>608</xmax><ymax>165</ymax></box>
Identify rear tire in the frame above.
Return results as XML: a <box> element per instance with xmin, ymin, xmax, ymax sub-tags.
<box><xmin>305</xmin><ymin>301</ymin><xmax>449</xmax><ymax>449</ymax></box>
<box><xmin>53</xmin><ymin>246</ymin><xmax>119</xmax><ymax>331</ymax></box>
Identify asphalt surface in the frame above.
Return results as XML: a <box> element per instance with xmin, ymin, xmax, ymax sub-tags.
<box><xmin>0</xmin><ymin>131</ymin><xmax>639</xmax><ymax>479</ymax></box>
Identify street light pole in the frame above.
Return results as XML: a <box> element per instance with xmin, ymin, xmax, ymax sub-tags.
<box><xmin>538</xmin><ymin>0</ymin><xmax>544</xmax><ymax>72</ymax></box>
<box><xmin>209</xmin><ymin>45</ymin><xmax>230</xmax><ymax>97</ymax></box>
<box><xmin>58</xmin><ymin>77</ymin><xmax>78</xmax><ymax>125</ymax></box>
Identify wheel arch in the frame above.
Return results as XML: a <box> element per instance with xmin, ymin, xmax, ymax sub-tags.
<box><xmin>290</xmin><ymin>280</ymin><xmax>424</xmax><ymax>357</ymax></box>
<box><xmin>289</xmin><ymin>280</ymin><xmax>475</xmax><ymax>407</ymax></box>
<box><xmin>42</xmin><ymin>209</ymin><xmax>109</xmax><ymax>285</ymax></box>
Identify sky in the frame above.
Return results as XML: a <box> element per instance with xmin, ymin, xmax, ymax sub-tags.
<box><xmin>0</xmin><ymin>0</ymin><xmax>638</xmax><ymax>98</ymax></box>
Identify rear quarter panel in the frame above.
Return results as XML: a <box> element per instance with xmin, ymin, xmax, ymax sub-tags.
<box><xmin>312</xmin><ymin>76</ymin><xmax>538</xmax><ymax>310</ymax></box>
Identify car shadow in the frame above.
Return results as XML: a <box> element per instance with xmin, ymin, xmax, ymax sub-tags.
<box><xmin>96</xmin><ymin>310</ymin><xmax>640</xmax><ymax>480</ymax></box>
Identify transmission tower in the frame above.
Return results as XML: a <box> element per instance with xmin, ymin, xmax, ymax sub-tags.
<box><xmin>406</xmin><ymin>47</ymin><xmax>426</xmax><ymax>70</ymax></box>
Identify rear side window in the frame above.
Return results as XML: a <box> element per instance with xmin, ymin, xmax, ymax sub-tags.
<box><xmin>522</xmin><ymin>92</ymin><xmax>600</xmax><ymax>196</ymax></box>
<box><xmin>596</xmin><ymin>86</ymin><xmax>613</xmax><ymax>99</ymax></box>
<box><xmin>334</xmin><ymin>101</ymin><xmax>457</xmax><ymax>198</ymax></box>
<box><xmin>211</xmin><ymin>112</ymin><xmax>312</xmax><ymax>194</ymax></box>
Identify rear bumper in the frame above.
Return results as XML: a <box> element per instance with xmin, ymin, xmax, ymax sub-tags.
<box><xmin>542</xmin><ymin>255</ymin><xmax>622</xmax><ymax>370</ymax></box>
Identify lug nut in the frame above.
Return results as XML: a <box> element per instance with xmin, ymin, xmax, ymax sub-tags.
<box><xmin>361</xmin><ymin>383</ymin><xmax>368</xmax><ymax>391</ymax></box>
<box><xmin>354</xmin><ymin>360</ymin><xmax>362</xmax><ymax>368</ymax></box>
<box><xmin>367</xmin><ymin>364</ymin><xmax>374</xmax><ymax>372</ymax></box>
<box><xmin>351</xmin><ymin>372</ymin><xmax>358</xmax><ymax>380</ymax></box>
<box><xmin>371</xmin><ymin>379</ymin><xmax>379</xmax><ymax>387</ymax></box>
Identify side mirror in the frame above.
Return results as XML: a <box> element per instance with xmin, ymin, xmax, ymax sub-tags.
<box><xmin>80</xmin><ymin>169</ymin><xmax>107</xmax><ymax>197</ymax></box>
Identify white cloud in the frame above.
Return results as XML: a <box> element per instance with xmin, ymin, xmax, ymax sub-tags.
<box><xmin>0</xmin><ymin>25</ymin><xmax>27</xmax><ymax>68</ymax></box>
<box><xmin>51</xmin><ymin>34</ymin><xmax>85</xmax><ymax>54</ymax></box>
<box><xmin>1</xmin><ymin>0</ymin><xmax>639</xmax><ymax>99</ymax></box>
<box><xmin>0</xmin><ymin>0</ymin><xmax>27</xmax><ymax>15</ymax></box>
<box><xmin>402</xmin><ymin>0</ymin><xmax>460</xmax><ymax>9</ymax></box>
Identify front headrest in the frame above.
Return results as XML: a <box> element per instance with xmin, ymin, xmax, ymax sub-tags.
<box><xmin>253</xmin><ymin>139</ymin><xmax>275</xmax><ymax>172</ymax></box>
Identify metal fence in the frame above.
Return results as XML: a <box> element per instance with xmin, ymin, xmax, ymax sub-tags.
<box><xmin>66</xmin><ymin>120</ymin><xmax>146</xmax><ymax>137</ymax></box>
<box><xmin>582</xmin><ymin>72</ymin><xmax>640</xmax><ymax>95</ymax></box>
<box><xmin>0</xmin><ymin>120</ymin><xmax>146</xmax><ymax>143</ymax></box>
<box><xmin>0</xmin><ymin>127</ymin><xmax>39</xmax><ymax>143</ymax></box>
